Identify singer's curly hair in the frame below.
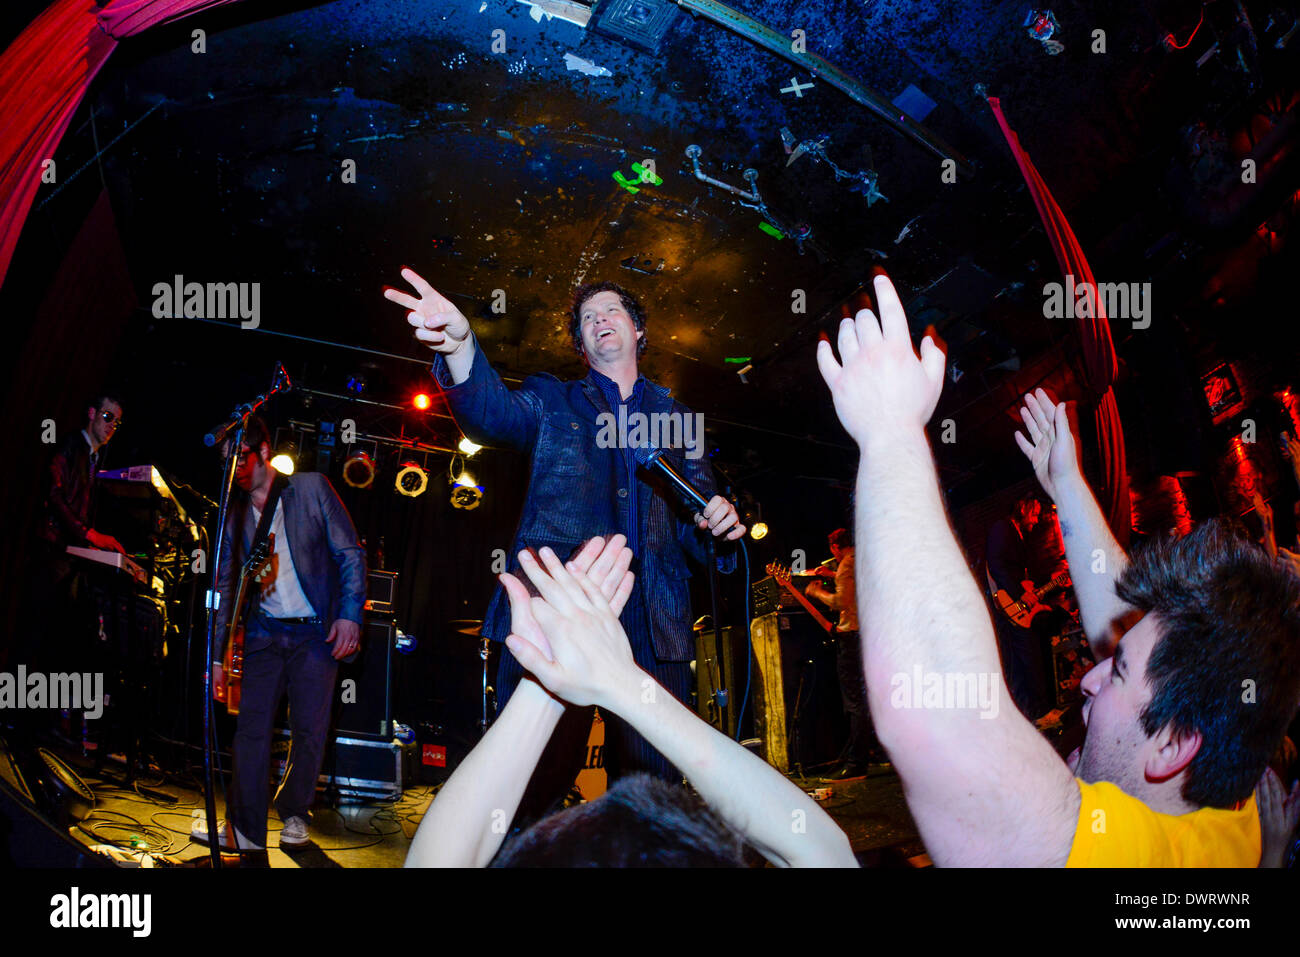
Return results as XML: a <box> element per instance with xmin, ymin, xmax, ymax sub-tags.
<box><xmin>569</xmin><ymin>281</ymin><xmax>649</xmax><ymax>361</ymax></box>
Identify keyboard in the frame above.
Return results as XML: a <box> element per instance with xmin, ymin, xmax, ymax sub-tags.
<box><xmin>66</xmin><ymin>546</ymin><xmax>148</xmax><ymax>586</ymax></box>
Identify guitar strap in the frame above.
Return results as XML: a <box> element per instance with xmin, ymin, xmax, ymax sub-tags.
<box><xmin>243</xmin><ymin>471</ymin><xmax>288</xmax><ymax>618</ymax></box>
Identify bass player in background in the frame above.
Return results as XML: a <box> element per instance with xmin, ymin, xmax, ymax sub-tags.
<box><xmin>806</xmin><ymin>527</ymin><xmax>883</xmax><ymax>779</ymax></box>
<box><xmin>985</xmin><ymin>495</ymin><xmax>1070</xmax><ymax>725</ymax></box>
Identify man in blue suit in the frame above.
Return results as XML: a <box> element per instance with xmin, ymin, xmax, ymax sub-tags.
<box><xmin>210</xmin><ymin>415</ymin><xmax>367</xmax><ymax>851</ymax></box>
<box><xmin>387</xmin><ymin>268</ymin><xmax>744</xmax><ymax>819</ymax></box>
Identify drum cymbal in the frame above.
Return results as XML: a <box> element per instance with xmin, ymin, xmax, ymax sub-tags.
<box><xmin>449</xmin><ymin>619</ymin><xmax>483</xmax><ymax>637</ymax></box>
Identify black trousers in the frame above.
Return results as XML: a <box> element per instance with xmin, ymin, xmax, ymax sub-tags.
<box><xmin>994</xmin><ymin>610</ymin><xmax>1062</xmax><ymax>720</ymax></box>
<box><xmin>834</xmin><ymin>631</ymin><xmax>876</xmax><ymax>766</ymax></box>
<box><xmin>227</xmin><ymin>616</ymin><xmax>338</xmax><ymax>845</ymax></box>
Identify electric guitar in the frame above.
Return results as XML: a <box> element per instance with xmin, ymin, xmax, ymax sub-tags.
<box><xmin>213</xmin><ymin>533</ymin><xmax>275</xmax><ymax>715</ymax></box>
<box><xmin>987</xmin><ymin>569</ymin><xmax>1071</xmax><ymax>628</ymax></box>
<box><xmin>766</xmin><ymin>562</ymin><xmax>835</xmax><ymax>635</ymax></box>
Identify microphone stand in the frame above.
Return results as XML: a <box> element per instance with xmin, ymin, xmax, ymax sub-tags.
<box><xmin>200</xmin><ymin>363</ymin><xmax>291</xmax><ymax>867</ymax></box>
<box><xmin>704</xmin><ymin>535</ymin><xmax>729</xmax><ymax>736</ymax></box>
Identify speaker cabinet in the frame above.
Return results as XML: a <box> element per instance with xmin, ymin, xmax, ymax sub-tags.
<box><xmin>694</xmin><ymin>626</ymin><xmax>739</xmax><ymax>739</ymax></box>
<box><xmin>335</xmin><ymin>618</ymin><xmax>395</xmax><ymax>740</ymax></box>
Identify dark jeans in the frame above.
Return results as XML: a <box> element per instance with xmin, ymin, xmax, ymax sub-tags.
<box><xmin>227</xmin><ymin>615</ymin><xmax>338</xmax><ymax>845</ymax></box>
<box><xmin>995</xmin><ymin>610</ymin><xmax>1062</xmax><ymax>720</ymax></box>
<box><xmin>834</xmin><ymin>631</ymin><xmax>875</xmax><ymax>766</ymax></box>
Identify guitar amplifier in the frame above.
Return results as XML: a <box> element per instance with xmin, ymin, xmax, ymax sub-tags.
<box><xmin>334</xmin><ymin>618</ymin><xmax>396</xmax><ymax>739</ymax></box>
<box><xmin>752</xmin><ymin>576</ymin><xmax>782</xmax><ymax>617</ymax></box>
<box><xmin>364</xmin><ymin>570</ymin><xmax>398</xmax><ymax>616</ymax></box>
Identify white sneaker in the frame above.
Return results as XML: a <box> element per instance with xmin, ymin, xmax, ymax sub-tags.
<box><xmin>190</xmin><ymin>810</ymin><xmax>263</xmax><ymax>850</ymax></box>
<box><xmin>279</xmin><ymin>815</ymin><xmax>310</xmax><ymax>850</ymax></box>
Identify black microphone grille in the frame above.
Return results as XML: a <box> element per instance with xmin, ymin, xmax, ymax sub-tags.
<box><xmin>632</xmin><ymin>444</ymin><xmax>662</xmax><ymax>468</ymax></box>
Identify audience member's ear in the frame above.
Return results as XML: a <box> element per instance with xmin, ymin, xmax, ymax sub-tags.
<box><xmin>1145</xmin><ymin>725</ymin><xmax>1202</xmax><ymax>782</ymax></box>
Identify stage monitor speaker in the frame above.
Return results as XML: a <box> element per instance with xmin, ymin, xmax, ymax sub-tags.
<box><xmin>0</xmin><ymin>738</ymin><xmax>109</xmax><ymax>867</ymax></box>
<box><xmin>335</xmin><ymin>618</ymin><xmax>395</xmax><ymax>740</ymax></box>
<box><xmin>695</xmin><ymin>626</ymin><xmax>739</xmax><ymax>739</ymax></box>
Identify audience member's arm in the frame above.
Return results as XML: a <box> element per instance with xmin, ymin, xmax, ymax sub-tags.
<box><xmin>1283</xmin><ymin>432</ymin><xmax>1300</xmax><ymax>491</ymax></box>
<box><xmin>505</xmin><ymin>545</ymin><xmax>857</xmax><ymax>868</ymax></box>
<box><xmin>1015</xmin><ymin>389</ymin><xmax>1135</xmax><ymax>659</ymax></box>
<box><xmin>816</xmin><ymin>275</ymin><xmax>1078</xmax><ymax>867</ymax></box>
<box><xmin>405</xmin><ymin>537</ymin><xmax>633</xmax><ymax>867</ymax></box>
<box><xmin>1253</xmin><ymin>490</ymin><xmax>1278</xmax><ymax>561</ymax></box>
<box><xmin>1258</xmin><ymin>766</ymin><xmax>1300</xmax><ymax>868</ymax></box>
<box><xmin>405</xmin><ymin>678</ymin><xmax>563</xmax><ymax>867</ymax></box>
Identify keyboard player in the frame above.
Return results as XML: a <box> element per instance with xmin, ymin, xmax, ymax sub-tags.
<box><xmin>18</xmin><ymin>393</ymin><xmax>126</xmax><ymax>670</ymax></box>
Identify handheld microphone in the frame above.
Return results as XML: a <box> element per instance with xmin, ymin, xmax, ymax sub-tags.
<box><xmin>633</xmin><ymin>444</ymin><xmax>710</xmax><ymax>511</ymax></box>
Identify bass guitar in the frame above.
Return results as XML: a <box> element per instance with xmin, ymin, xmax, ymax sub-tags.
<box><xmin>987</xmin><ymin>569</ymin><xmax>1071</xmax><ymax>628</ymax></box>
<box><xmin>766</xmin><ymin>562</ymin><xmax>835</xmax><ymax>636</ymax></box>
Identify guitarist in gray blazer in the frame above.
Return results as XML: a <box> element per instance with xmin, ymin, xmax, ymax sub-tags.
<box><xmin>211</xmin><ymin>415</ymin><xmax>366</xmax><ymax>852</ymax></box>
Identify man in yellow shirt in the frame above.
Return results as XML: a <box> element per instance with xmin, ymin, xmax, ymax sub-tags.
<box><xmin>815</xmin><ymin>272</ymin><xmax>1299</xmax><ymax>866</ymax></box>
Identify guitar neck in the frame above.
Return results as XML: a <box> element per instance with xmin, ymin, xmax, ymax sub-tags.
<box><xmin>776</xmin><ymin>578</ymin><xmax>835</xmax><ymax>633</ymax></box>
<box><xmin>227</xmin><ymin>570</ymin><xmax>258</xmax><ymax>643</ymax></box>
<box><xmin>1032</xmin><ymin>572</ymin><xmax>1071</xmax><ymax>602</ymax></box>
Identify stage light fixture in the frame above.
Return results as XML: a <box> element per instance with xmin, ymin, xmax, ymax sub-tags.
<box><xmin>450</xmin><ymin>484</ymin><xmax>482</xmax><ymax>510</ymax></box>
<box><xmin>270</xmin><ymin>453</ymin><xmax>296</xmax><ymax>475</ymax></box>
<box><xmin>412</xmin><ymin>392</ymin><xmax>432</xmax><ymax>411</ymax></box>
<box><xmin>458</xmin><ymin>436</ymin><xmax>482</xmax><ymax>456</ymax></box>
<box><xmin>750</xmin><ymin>522</ymin><xmax>769</xmax><ymax>540</ymax></box>
<box><xmin>342</xmin><ymin>451</ymin><xmax>376</xmax><ymax>489</ymax></box>
<box><xmin>395</xmin><ymin>461</ymin><xmax>429</xmax><ymax>498</ymax></box>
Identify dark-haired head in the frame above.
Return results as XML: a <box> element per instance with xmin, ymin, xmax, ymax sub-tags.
<box><xmin>1100</xmin><ymin>519</ymin><xmax>1300</xmax><ymax>809</ymax></box>
<box><xmin>569</xmin><ymin>281</ymin><xmax>648</xmax><ymax>362</ymax></box>
<box><xmin>491</xmin><ymin>773</ymin><xmax>748</xmax><ymax>867</ymax></box>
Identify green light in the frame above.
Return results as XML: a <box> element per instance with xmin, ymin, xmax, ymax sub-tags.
<box><xmin>758</xmin><ymin>222</ymin><xmax>783</xmax><ymax>239</ymax></box>
<box><xmin>724</xmin><ymin>357</ymin><xmax>752</xmax><ymax>364</ymax></box>
<box><xmin>631</xmin><ymin>162</ymin><xmax>663</xmax><ymax>186</ymax></box>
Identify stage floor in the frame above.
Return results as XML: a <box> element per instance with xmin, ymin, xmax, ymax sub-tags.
<box><xmin>38</xmin><ymin>703</ymin><xmax>1083</xmax><ymax>867</ymax></box>
<box><xmin>53</xmin><ymin>750</ymin><xmax>926</xmax><ymax>867</ymax></box>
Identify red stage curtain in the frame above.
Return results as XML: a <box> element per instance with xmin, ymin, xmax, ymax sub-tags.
<box><xmin>0</xmin><ymin>0</ymin><xmax>246</xmax><ymax>291</ymax></box>
<box><xmin>986</xmin><ymin>96</ymin><xmax>1131</xmax><ymax>545</ymax></box>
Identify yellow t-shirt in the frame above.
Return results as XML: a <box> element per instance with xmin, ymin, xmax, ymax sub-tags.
<box><xmin>1066</xmin><ymin>779</ymin><xmax>1260</xmax><ymax>867</ymax></box>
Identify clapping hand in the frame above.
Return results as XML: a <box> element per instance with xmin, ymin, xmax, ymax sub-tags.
<box><xmin>499</xmin><ymin>536</ymin><xmax>638</xmax><ymax>709</ymax></box>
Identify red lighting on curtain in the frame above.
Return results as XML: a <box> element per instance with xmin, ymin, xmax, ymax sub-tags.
<box><xmin>0</xmin><ymin>0</ymin><xmax>248</xmax><ymax>290</ymax></box>
<box><xmin>985</xmin><ymin>97</ymin><xmax>1130</xmax><ymax>545</ymax></box>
